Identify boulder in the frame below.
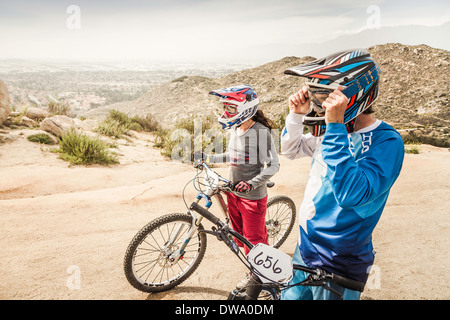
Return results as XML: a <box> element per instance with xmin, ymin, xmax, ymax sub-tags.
<box><xmin>40</xmin><ymin>115</ymin><xmax>75</xmax><ymax>137</ymax></box>
<box><xmin>26</xmin><ymin>107</ymin><xmax>50</xmax><ymax>120</ymax></box>
<box><xmin>0</xmin><ymin>130</ymin><xmax>18</xmax><ymax>144</ymax></box>
<box><xmin>0</xmin><ymin>80</ymin><xmax>11</xmax><ymax>125</ymax></box>
<box><xmin>73</xmin><ymin>118</ymin><xmax>98</xmax><ymax>131</ymax></box>
<box><xmin>20</xmin><ymin>116</ymin><xmax>38</xmax><ymax>128</ymax></box>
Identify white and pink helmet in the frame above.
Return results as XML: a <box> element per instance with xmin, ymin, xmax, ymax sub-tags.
<box><xmin>209</xmin><ymin>85</ymin><xmax>259</xmax><ymax>130</ymax></box>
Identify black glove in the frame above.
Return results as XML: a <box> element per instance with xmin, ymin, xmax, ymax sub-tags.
<box><xmin>233</xmin><ymin>180</ymin><xmax>252</xmax><ymax>193</ymax></box>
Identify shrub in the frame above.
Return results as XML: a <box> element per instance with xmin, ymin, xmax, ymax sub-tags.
<box><xmin>130</xmin><ymin>114</ymin><xmax>161</xmax><ymax>132</ymax></box>
<box><xmin>48</xmin><ymin>101</ymin><xmax>71</xmax><ymax>116</ymax></box>
<box><xmin>401</xmin><ymin>130</ymin><xmax>450</xmax><ymax>148</ymax></box>
<box><xmin>271</xmin><ymin>109</ymin><xmax>289</xmax><ymax>143</ymax></box>
<box><xmin>96</xmin><ymin>110</ymin><xmax>161</xmax><ymax>138</ymax></box>
<box><xmin>155</xmin><ymin>116</ymin><xmax>226</xmax><ymax>162</ymax></box>
<box><xmin>27</xmin><ymin>133</ymin><xmax>54</xmax><ymax>145</ymax></box>
<box><xmin>96</xmin><ymin>118</ymin><xmax>127</xmax><ymax>138</ymax></box>
<box><xmin>405</xmin><ymin>146</ymin><xmax>420</xmax><ymax>154</ymax></box>
<box><xmin>58</xmin><ymin>128</ymin><xmax>119</xmax><ymax>165</ymax></box>
<box><xmin>108</xmin><ymin>110</ymin><xmax>131</xmax><ymax>126</ymax></box>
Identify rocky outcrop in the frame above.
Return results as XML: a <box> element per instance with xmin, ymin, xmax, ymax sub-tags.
<box><xmin>40</xmin><ymin>115</ymin><xmax>75</xmax><ymax>137</ymax></box>
<box><xmin>20</xmin><ymin>116</ymin><xmax>38</xmax><ymax>128</ymax></box>
<box><xmin>26</xmin><ymin>107</ymin><xmax>51</xmax><ymax>120</ymax></box>
<box><xmin>0</xmin><ymin>80</ymin><xmax>11</xmax><ymax>125</ymax></box>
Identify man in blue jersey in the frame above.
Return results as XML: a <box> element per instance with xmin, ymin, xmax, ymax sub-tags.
<box><xmin>280</xmin><ymin>49</ymin><xmax>404</xmax><ymax>300</ymax></box>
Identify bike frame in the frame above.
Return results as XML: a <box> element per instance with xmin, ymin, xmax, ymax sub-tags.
<box><xmin>166</xmin><ymin>162</ymin><xmax>231</xmax><ymax>265</ymax></box>
<box><xmin>189</xmin><ymin>198</ymin><xmax>366</xmax><ymax>300</ymax></box>
<box><xmin>124</xmin><ymin>160</ymin><xmax>298</xmax><ymax>296</ymax></box>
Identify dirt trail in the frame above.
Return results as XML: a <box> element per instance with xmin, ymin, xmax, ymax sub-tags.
<box><xmin>0</xmin><ymin>129</ymin><xmax>449</xmax><ymax>300</ymax></box>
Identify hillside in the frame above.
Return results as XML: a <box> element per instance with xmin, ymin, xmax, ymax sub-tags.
<box><xmin>370</xmin><ymin>44</ymin><xmax>449</xmax><ymax>143</ymax></box>
<box><xmin>86</xmin><ymin>56</ymin><xmax>313</xmax><ymax>127</ymax></box>
<box><xmin>87</xmin><ymin>43</ymin><xmax>450</xmax><ymax>146</ymax></box>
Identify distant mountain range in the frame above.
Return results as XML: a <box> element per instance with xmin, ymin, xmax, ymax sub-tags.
<box><xmin>86</xmin><ymin>42</ymin><xmax>449</xmax><ymax>147</ymax></box>
<box><xmin>238</xmin><ymin>22</ymin><xmax>450</xmax><ymax>64</ymax></box>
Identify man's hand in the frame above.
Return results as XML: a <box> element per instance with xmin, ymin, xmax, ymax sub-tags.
<box><xmin>289</xmin><ymin>85</ymin><xmax>310</xmax><ymax>114</ymax></box>
<box><xmin>323</xmin><ymin>87</ymin><xmax>349</xmax><ymax>124</ymax></box>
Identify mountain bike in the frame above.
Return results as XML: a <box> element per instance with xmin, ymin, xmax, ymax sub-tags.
<box><xmin>123</xmin><ymin>161</ymin><xmax>296</xmax><ymax>294</ymax></box>
<box><xmin>190</xmin><ymin>198</ymin><xmax>366</xmax><ymax>300</ymax></box>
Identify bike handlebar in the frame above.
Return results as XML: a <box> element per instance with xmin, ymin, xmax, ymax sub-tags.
<box><xmin>293</xmin><ymin>263</ymin><xmax>365</xmax><ymax>292</ymax></box>
<box><xmin>331</xmin><ymin>273</ymin><xmax>365</xmax><ymax>292</ymax></box>
<box><xmin>190</xmin><ymin>202</ymin><xmax>223</xmax><ymax>226</ymax></box>
<box><xmin>194</xmin><ymin>161</ymin><xmax>274</xmax><ymax>193</ymax></box>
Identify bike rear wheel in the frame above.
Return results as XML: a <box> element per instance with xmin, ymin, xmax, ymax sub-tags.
<box><xmin>266</xmin><ymin>196</ymin><xmax>296</xmax><ymax>248</ymax></box>
<box><xmin>123</xmin><ymin>213</ymin><xmax>207</xmax><ymax>293</ymax></box>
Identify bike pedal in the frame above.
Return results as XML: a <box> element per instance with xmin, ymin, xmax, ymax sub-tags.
<box><xmin>227</xmin><ymin>289</ymin><xmax>247</xmax><ymax>300</ymax></box>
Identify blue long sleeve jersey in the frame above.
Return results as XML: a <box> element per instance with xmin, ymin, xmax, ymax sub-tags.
<box><xmin>281</xmin><ymin>112</ymin><xmax>404</xmax><ymax>283</ymax></box>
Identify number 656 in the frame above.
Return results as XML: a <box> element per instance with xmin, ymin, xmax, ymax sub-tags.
<box><xmin>253</xmin><ymin>252</ymin><xmax>282</xmax><ymax>274</ymax></box>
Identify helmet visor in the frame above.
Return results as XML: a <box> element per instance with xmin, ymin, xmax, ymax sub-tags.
<box><xmin>223</xmin><ymin>103</ymin><xmax>238</xmax><ymax>115</ymax></box>
<box><xmin>308</xmin><ymin>87</ymin><xmax>334</xmax><ymax>107</ymax></box>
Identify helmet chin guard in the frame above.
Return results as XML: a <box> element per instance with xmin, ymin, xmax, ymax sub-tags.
<box><xmin>302</xmin><ymin>101</ymin><xmax>327</xmax><ymax>137</ymax></box>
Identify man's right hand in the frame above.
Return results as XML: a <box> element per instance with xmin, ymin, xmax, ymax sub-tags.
<box><xmin>289</xmin><ymin>85</ymin><xmax>310</xmax><ymax>114</ymax></box>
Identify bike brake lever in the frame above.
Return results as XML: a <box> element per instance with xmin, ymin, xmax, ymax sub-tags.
<box><xmin>300</xmin><ymin>274</ymin><xmax>326</xmax><ymax>288</ymax></box>
<box><xmin>216</xmin><ymin>226</ymin><xmax>240</xmax><ymax>254</ymax></box>
<box><xmin>201</xmin><ymin>224</ymin><xmax>240</xmax><ymax>255</ymax></box>
<box><xmin>300</xmin><ymin>274</ymin><xmax>343</xmax><ymax>300</ymax></box>
<box><xmin>193</xmin><ymin>160</ymin><xmax>205</xmax><ymax>169</ymax></box>
<box><xmin>211</xmin><ymin>226</ymin><xmax>223</xmax><ymax>242</ymax></box>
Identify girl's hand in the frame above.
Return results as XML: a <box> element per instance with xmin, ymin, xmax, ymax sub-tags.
<box><xmin>233</xmin><ymin>180</ymin><xmax>252</xmax><ymax>193</ymax></box>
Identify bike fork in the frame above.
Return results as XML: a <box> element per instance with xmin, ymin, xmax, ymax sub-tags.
<box><xmin>167</xmin><ymin>200</ymin><xmax>203</xmax><ymax>263</ymax></box>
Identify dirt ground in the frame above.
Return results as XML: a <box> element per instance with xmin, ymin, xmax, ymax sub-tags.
<box><xmin>0</xmin><ymin>129</ymin><xmax>449</xmax><ymax>300</ymax></box>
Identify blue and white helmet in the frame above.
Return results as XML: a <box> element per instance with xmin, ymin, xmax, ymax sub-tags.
<box><xmin>285</xmin><ymin>49</ymin><xmax>381</xmax><ymax>136</ymax></box>
<box><xmin>209</xmin><ymin>85</ymin><xmax>259</xmax><ymax>130</ymax></box>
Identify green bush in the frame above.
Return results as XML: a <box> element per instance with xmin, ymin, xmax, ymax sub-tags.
<box><xmin>405</xmin><ymin>146</ymin><xmax>420</xmax><ymax>154</ymax></box>
<box><xmin>96</xmin><ymin>118</ymin><xmax>127</xmax><ymax>138</ymax></box>
<box><xmin>27</xmin><ymin>133</ymin><xmax>54</xmax><ymax>145</ymax></box>
<box><xmin>401</xmin><ymin>130</ymin><xmax>450</xmax><ymax>148</ymax></box>
<box><xmin>58</xmin><ymin>128</ymin><xmax>119</xmax><ymax>165</ymax></box>
<box><xmin>271</xmin><ymin>109</ymin><xmax>289</xmax><ymax>143</ymax></box>
<box><xmin>155</xmin><ymin>116</ymin><xmax>226</xmax><ymax>162</ymax></box>
<box><xmin>96</xmin><ymin>110</ymin><xmax>161</xmax><ymax>138</ymax></box>
<box><xmin>108</xmin><ymin>110</ymin><xmax>131</xmax><ymax>126</ymax></box>
<box><xmin>130</xmin><ymin>114</ymin><xmax>161</xmax><ymax>132</ymax></box>
<box><xmin>48</xmin><ymin>101</ymin><xmax>71</xmax><ymax>116</ymax></box>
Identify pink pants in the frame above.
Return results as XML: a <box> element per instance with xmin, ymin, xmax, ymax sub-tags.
<box><xmin>226</xmin><ymin>193</ymin><xmax>268</xmax><ymax>255</ymax></box>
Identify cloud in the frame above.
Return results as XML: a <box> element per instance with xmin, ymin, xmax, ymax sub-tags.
<box><xmin>0</xmin><ymin>0</ymin><xmax>448</xmax><ymax>62</ymax></box>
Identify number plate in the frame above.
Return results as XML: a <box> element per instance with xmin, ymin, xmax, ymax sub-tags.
<box><xmin>247</xmin><ymin>243</ymin><xmax>293</xmax><ymax>284</ymax></box>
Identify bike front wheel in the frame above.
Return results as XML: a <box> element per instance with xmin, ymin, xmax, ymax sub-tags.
<box><xmin>266</xmin><ymin>196</ymin><xmax>296</xmax><ymax>249</ymax></box>
<box><xmin>123</xmin><ymin>213</ymin><xmax>207</xmax><ymax>293</ymax></box>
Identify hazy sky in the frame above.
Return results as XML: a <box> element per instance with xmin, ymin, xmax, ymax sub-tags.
<box><xmin>0</xmin><ymin>0</ymin><xmax>449</xmax><ymax>63</ymax></box>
